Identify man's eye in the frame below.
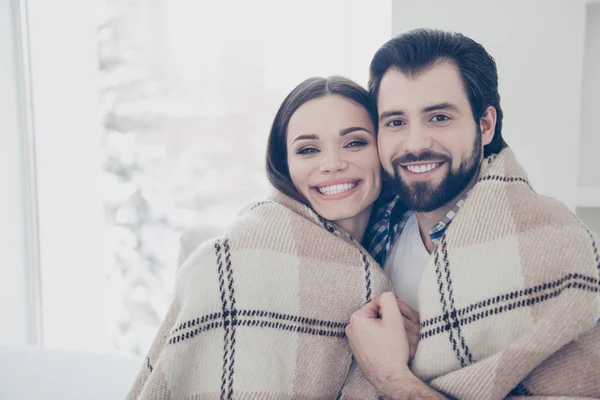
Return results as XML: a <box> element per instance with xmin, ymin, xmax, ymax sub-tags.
<box><xmin>386</xmin><ymin>120</ymin><xmax>405</xmax><ymax>127</ymax></box>
<box><xmin>431</xmin><ymin>115</ymin><xmax>450</xmax><ymax>122</ymax></box>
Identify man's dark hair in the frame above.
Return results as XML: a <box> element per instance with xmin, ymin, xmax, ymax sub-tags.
<box><xmin>369</xmin><ymin>28</ymin><xmax>507</xmax><ymax>157</ymax></box>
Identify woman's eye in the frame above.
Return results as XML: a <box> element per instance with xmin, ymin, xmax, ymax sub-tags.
<box><xmin>346</xmin><ymin>140</ymin><xmax>367</xmax><ymax>148</ymax></box>
<box><xmin>385</xmin><ymin>119</ymin><xmax>405</xmax><ymax>127</ymax></box>
<box><xmin>297</xmin><ymin>147</ymin><xmax>319</xmax><ymax>155</ymax></box>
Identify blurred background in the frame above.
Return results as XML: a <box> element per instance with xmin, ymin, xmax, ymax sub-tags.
<box><xmin>0</xmin><ymin>0</ymin><xmax>599</xmax><ymax>397</ymax></box>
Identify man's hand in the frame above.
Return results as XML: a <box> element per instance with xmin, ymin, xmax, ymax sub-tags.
<box><xmin>346</xmin><ymin>293</ymin><xmax>446</xmax><ymax>400</ymax></box>
<box><xmin>345</xmin><ymin>292</ymin><xmax>412</xmax><ymax>394</ymax></box>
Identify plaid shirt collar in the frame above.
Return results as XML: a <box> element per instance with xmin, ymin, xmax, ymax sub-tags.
<box><xmin>367</xmin><ymin>190</ymin><xmax>471</xmax><ymax>266</ymax></box>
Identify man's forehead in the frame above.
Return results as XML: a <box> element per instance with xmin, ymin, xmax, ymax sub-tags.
<box><xmin>377</xmin><ymin>62</ymin><xmax>469</xmax><ymax>112</ymax></box>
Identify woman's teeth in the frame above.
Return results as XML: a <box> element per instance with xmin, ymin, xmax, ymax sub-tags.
<box><xmin>406</xmin><ymin>163</ymin><xmax>440</xmax><ymax>174</ymax></box>
<box><xmin>317</xmin><ymin>182</ymin><xmax>357</xmax><ymax>195</ymax></box>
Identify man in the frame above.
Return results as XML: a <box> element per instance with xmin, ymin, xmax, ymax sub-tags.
<box><xmin>345</xmin><ymin>29</ymin><xmax>600</xmax><ymax>400</ymax></box>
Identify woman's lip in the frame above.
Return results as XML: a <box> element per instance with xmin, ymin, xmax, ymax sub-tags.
<box><xmin>312</xmin><ymin>178</ymin><xmax>360</xmax><ymax>189</ymax></box>
<box><xmin>311</xmin><ymin>180</ymin><xmax>362</xmax><ymax>200</ymax></box>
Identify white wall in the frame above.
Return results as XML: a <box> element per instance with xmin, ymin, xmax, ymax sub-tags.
<box><xmin>577</xmin><ymin>207</ymin><xmax>600</xmax><ymax>235</ymax></box>
<box><xmin>342</xmin><ymin>0</ymin><xmax>392</xmax><ymax>86</ymax></box>
<box><xmin>0</xmin><ymin>0</ymin><xmax>31</xmax><ymax>345</ymax></box>
<box><xmin>576</xmin><ymin>3</ymin><xmax>600</xmax><ymax>231</ymax></box>
<box><xmin>27</xmin><ymin>0</ymin><xmax>109</xmax><ymax>351</ymax></box>
<box><xmin>579</xmin><ymin>3</ymin><xmax>600</xmax><ymax>188</ymax></box>
<box><xmin>391</xmin><ymin>0</ymin><xmax>586</xmax><ymax>209</ymax></box>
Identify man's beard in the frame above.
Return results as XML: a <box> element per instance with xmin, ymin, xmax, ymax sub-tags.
<box><xmin>388</xmin><ymin>131</ymin><xmax>482</xmax><ymax>213</ymax></box>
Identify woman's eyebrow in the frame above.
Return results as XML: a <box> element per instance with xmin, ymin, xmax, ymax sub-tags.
<box><xmin>339</xmin><ymin>127</ymin><xmax>371</xmax><ymax>136</ymax></box>
<box><xmin>292</xmin><ymin>134</ymin><xmax>318</xmax><ymax>143</ymax></box>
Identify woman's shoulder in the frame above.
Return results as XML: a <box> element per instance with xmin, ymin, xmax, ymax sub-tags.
<box><xmin>236</xmin><ymin>196</ymin><xmax>288</xmax><ymax>220</ymax></box>
<box><xmin>231</xmin><ymin>194</ymin><xmax>324</xmax><ymax>232</ymax></box>
<box><xmin>172</xmin><ymin>197</ymin><xmax>316</xmax><ymax>294</ymax></box>
<box><xmin>176</xmin><ymin>195</ymin><xmax>314</xmax><ymax>265</ymax></box>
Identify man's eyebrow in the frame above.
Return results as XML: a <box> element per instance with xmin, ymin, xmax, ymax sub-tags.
<box><xmin>379</xmin><ymin>110</ymin><xmax>405</xmax><ymax>122</ymax></box>
<box><xmin>379</xmin><ymin>103</ymin><xmax>461</xmax><ymax>122</ymax></box>
<box><xmin>339</xmin><ymin>126</ymin><xmax>372</xmax><ymax>136</ymax></box>
<box><xmin>292</xmin><ymin>134</ymin><xmax>318</xmax><ymax>144</ymax></box>
<box><xmin>423</xmin><ymin>102</ymin><xmax>460</xmax><ymax>113</ymax></box>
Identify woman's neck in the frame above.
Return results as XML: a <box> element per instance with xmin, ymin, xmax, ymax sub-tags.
<box><xmin>334</xmin><ymin>205</ymin><xmax>373</xmax><ymax>244</ymax></box>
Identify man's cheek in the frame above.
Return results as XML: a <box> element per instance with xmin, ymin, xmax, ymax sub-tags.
<box><xmin>383</xmin><ymin>159</ymin><xmax>395</xmax><ymax>176</ymax></box>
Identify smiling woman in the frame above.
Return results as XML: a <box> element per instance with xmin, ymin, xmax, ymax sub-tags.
<box><xmin>286</xmin><ymin>96</ymin><xmax>379</xmax><ymax>241</ymax></box>
<box><xmin>127</xmin><ymin>76</ymin><xmax>392</xmax><ymax>399</ymax></box>
<box><xmin>266</xmin><ymin>76</ymin><xmax>381</xmax><ymax>242</ymax></box>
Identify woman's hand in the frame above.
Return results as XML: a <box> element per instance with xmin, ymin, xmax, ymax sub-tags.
<box><xmin>395</xmin><ymin>298</ymin><xmax>420</xmax><ymax>362</ymax></box>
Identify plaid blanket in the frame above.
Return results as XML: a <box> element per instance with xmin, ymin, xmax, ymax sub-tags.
<box><xmin>127</xmin><ymin>194</ymin><xmax>392</xmax><ymax>399</ymax></box>
<box><xmin>411</xmin><ymin>148</ymin><xmax>600</xmax><ymax>399</ymax></box>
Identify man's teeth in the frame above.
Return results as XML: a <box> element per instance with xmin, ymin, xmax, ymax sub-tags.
<box><xmin>406</xmin><ymin>163</ymin><xmax>440</xmax><ymax>174</ymax></box>
<box><xmin>317</xmin><ymin>182</ymin><xmax>357</xmax><ymax>195</ymax></box>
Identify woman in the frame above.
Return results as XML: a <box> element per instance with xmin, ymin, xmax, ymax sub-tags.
<box><xmin>127</xmin><ymin>76</ymin><xmax>394</xmax><ymax>399</ymax></box>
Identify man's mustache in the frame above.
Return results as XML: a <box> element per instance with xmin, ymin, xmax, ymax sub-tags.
<box><xmin>392</xmin><ymin>151</ymin><xmax>451</xmax><ymax>168</ymax></box>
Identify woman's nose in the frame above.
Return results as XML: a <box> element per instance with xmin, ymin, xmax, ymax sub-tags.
<box><xmin>319</xmin><ymin>155</ymin><xmax>348</xmax><ymax>173</ymax></box>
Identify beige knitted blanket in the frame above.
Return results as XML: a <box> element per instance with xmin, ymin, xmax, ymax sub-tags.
<box><xmin>411</xmin><ymin>148</ymin><xmax>600</xmax><ymax>400</ymax></box>
<box><xmin>126</xmin><ymin>194</ymin><xmax>392</xmax><ymax>399</ymax></box>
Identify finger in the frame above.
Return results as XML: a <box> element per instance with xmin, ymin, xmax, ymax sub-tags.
<box><xmin>409</xmin><ymin>345</ymin><xmax>417</xmax><ymax>362</ymax></box>
<box><xmin>402</xmin><ymin>315</ymin><xmax>419</xmax><ymax>327</ymax></box>
<box><xmin>403</xmin><ymin>316</ymin><xmax>420</xmax><ymax>334</ymax></box>
<box><xmin>352</xmin><ymin>298</ymin><xmax>381</xmax><ymax>320</ymax></box>
<box><xmin>406</xmin><ymin>329</ymin><xmax>420</xmax><ymax>345</ymax></box>
<box><xmin>403</xmin><ymin>317</ymin><xmax>420</xmax><ymax>343</ymax></box>
<box><xmin>408</xmin><ymin>335</ymin><xmax>420</xmax><ymax>361</ymax></box>
<box><xmin>396</xmin><ymin>299</ymin><xmax>420</xmax><ymax>323</ymax></box>
<box><xmin>375</xmin><ymin>292</ymin><xmax>403</xmax><ymax>324</ymax></box>
<box><xmin>409</xmin><ymin>340</ymin><xmax>419</xmax><ymax>360</ymax></box>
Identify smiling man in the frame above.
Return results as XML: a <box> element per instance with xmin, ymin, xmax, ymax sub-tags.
<box><xmin>344</xmin><ymin>29</ymin><xmax>600</xmax><ymax>400</ymax></box>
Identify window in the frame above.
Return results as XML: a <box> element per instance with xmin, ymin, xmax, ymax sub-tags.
<box><xmin>26</xmin><ymin>0</ymin><xmax>391</xmax><ymax>356</ymax></box>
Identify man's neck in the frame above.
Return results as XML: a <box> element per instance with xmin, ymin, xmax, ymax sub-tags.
<box><xmin>414</xmin><ymin>170</ymin><xmax>479</xmax><ymax>253</ymax></box>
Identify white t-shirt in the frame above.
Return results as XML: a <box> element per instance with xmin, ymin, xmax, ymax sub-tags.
<box><xmin>383</xmin><ymin>213</ymin><xmax>430</xmax><ymax>312</ymax></box>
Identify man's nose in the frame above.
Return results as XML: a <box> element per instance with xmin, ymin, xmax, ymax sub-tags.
<box><xmin>404</xmin><ymin>125</ymin><xmax>433</xmax><ymax>154</ymax></box>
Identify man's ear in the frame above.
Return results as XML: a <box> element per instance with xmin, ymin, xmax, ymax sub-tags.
<box><xmin>479</xmin><ymin>106</ymin><xmax>497</xmax><ymax>146</ymax></box>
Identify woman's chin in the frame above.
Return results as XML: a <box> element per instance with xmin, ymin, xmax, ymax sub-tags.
<box><xmin>313</xmin><ymin>207</ymin><xmax>357</xmax><ymax>224</ymax></box>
